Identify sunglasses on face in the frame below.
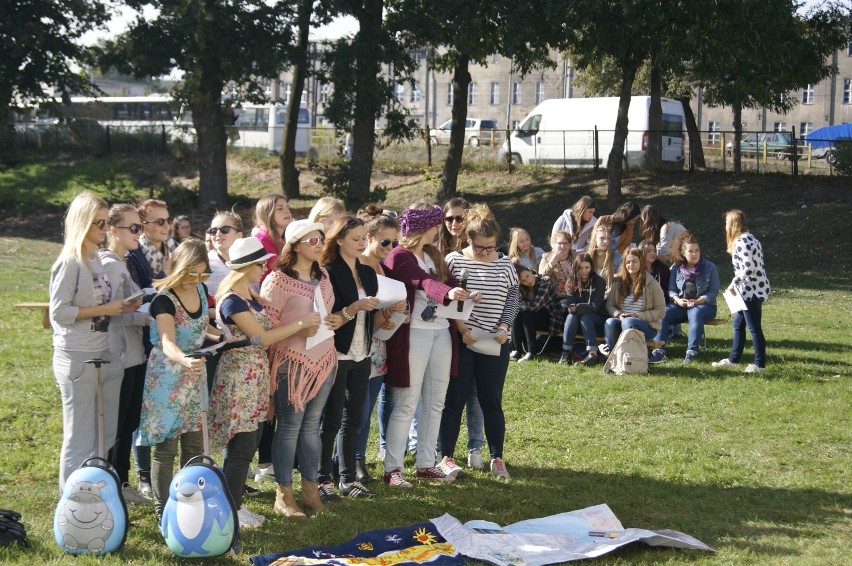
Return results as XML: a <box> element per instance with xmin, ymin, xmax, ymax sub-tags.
<box><xmin>300</xmin><ymin>236</ymin><xmax>324</xmax><ymax>248</ymax></box>
<box><xmin>116</xmin><ymin>223</ymin><xmax>143</xmax><ymax>234</ymax></box>
<box><xmin>92</xmin><ymin>219</ymin><xmax>109</xmax><ymax>230</ymax></box>
<box><xmin>143</xmin><ymin>217</ymin><xmax>172</xmax><ymax>227</ymax></box>
<box><xmin>379</xmin><ymin>239</ymin><xmax>399</xmax><ymax>248</ymax></box>
<box><xmin>185</xmin><ymin>269</ymin><xmax>212</xmax><ymax>281</ymax></box>
<box><xmin>206</xmin><ymin>225</ymin><xmax>237</xmax><ymax>235</ymax></box>
<box><xmin>445</xmin><ymin>215</ymin><xmax>464</xmax><ymax>224</ymax></box>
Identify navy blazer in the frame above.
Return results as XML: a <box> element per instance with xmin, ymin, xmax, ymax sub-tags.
<box><xmin>324</xmin><ymin>255</ymin><xmax>379</xmax><ymax>355</ymax></box>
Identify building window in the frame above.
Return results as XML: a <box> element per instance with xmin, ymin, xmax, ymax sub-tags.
<box><xmin>320</xmin><ymin>84</ymin><xmax>329</xmax><ymax>104</ymax></box>
<box><xmin>800</xmin><ymin>122</ymin><xmax>813</xmax><ymax>136</ymax></box>
<box><xmin>410</xmin><ymin>83</ymin><xmax>420</xmax><ymax>103</ymax></box>
<box><xmin>468</xmin><ymin>82</ymin><xmax>477</xmax><ymax>106</ymax></box>
<box><xmin>511</xmin><ymin>119</ymin><xmax>520</xmax><ymax>129</ymax></box>
<box><xmin>844</xmin><ymin>78</ymin><xmax>852</xmax><ymax>104</ymax></box>
<box><xmin>535</xmin><ymin>81</ymin><xmax>545</xmax><ymax>105</ymax></box>
<box><xmin>447</xmin><ymin>84</ymin><xmax>453</xmax><ymax>106</ymax></box>
<box><xmin>512</xmin><ymin>82</ymin><xmax>521</xmax><ymax>105</ymax></box>
<box><xmin>773</xmin><ymin>121</ymin><xmax>787</xmax><ymax>132</ymax></box>
<box><xmin>395</xmin><ymin>83</ymin><xmax>405</xmax><ymax>102</ymax></box>
<box><xmin>801</xmin><ymin>84</ymin><xmax>814</xmax><ymax>104</ymax></box>
<box><xmin>284</xmin><ymin>84</ymin><xmax>291</xmax><ymax>105</ymax></box>
<box><xmin>412</xmin><ymin>52</ymin><xmax>422</xmax><ymax>66</ymax></box>
<box><xmin>490</xmin><ymin>82</ymin><xmax>500</xmax><ymax>105</ymax></box>
<box><xmin>847</xmin><ymin>37</ymin><xmax>852</xmax><ymax>56</ymax></box>
<box><xmin>707</xmin><ymin>120</ymin><xmax>720</xmax><ymax>143</ymax></box>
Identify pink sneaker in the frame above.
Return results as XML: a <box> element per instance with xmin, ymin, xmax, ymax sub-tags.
<box><xmin>383</xmin><ymin>468</ymin><xmax>413</xmax><ymax>488</ymax></box>
<box><xmin>490</xmin><ymin>458</ymin><xmax>510</xmax><ymax>480</ymax></box>
<box><xmin>437</xmin><ymin>456</ymin><xmax>465</xmax><ymax>479</ymax></box>
<box><xmin>415</xmin><ymin>467</ymin><xmax>454</xmax><ymax>482</ymax></box>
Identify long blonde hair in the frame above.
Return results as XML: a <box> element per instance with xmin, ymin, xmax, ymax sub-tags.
<box><xmin>61</xmin><ymin>190</ymin><xmax>108</xmax><ymax>265</ymax></box>
<box><xmin>399</xmin><ymin>201</ymin><xmax>448</xmax><ymax>283</ymax></box>
<box><xmin>725</xmin><ymin>209</ymin><xmax>749</xmax><ymax>254</ymax></box>
<box><xmin>152</xmin><ymin>239</ymin><xmax>209</xmax><ymax>292</ymax></box>
<box><xmin>215</xmin><ymin>263</ymin><xmax>258</xmax><ymax>304</ymax></box>
<box><xmin>308</xmin><ymin>196</ymin><xmax>345</xmax><ymax>225</ymax></box>
<box><xmin>508</xmin><ymin>227</ymin><xmax>536</xmax><ymax>266</ymax></box>
<box><xmin>586</xmin><ymin>224</ymin><xmax>614</xmax><ymax>288</ymax></box>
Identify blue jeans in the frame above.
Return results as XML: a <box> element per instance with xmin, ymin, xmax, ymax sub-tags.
<box><xmin>562</xmin><ymin>312</ymin><xmax>606</xmax><ymax>352</ymax></box>
<box><xmin>272</xmin><ymin>366</ymin><xmax>335</xmax><ymax>486</ymax></box>
<box><xmin>356</xmin><ymin>375</ymin><xmax>384</xmax><ymax>461</ymax></box>
<box><xmin>729</xmin><ymin>297</ymin><xmax>766</xmax><ymax>367</ymax></box>
<box><xmin>654</xmin><ymin>303</ymin><xmax>717</xmax><ymax>352</ymax></box>
<box><xmin>604</xmin><ymin>317</ymin><xmax>656</xmax><ymax>350</ymax></box>
<box><xmin>377</xmin><ymin>385</ymin><xmax>420</xmax><ymax>453</ymax></box>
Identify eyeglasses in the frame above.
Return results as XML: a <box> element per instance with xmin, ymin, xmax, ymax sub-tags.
<box><xmin>300</xmin><ymin>236</ymin><xmax>324</xmax><ymax>248</ymax></box>
<box><xmin>472</xmin><ymin>243</ymin><xmax>497</xmax><ymax>253</ymax></box>
<box><xmin>143</xmin><ymin>217</ymin><xmax>172</xmax><ymax>227</ymax></box>
<box><xmin>92</xmin><ymin>219</ymin><xmax>108</xmax><ymax>230</ymax></box>
<box><xmin>379</xmin><ymin>239</ymin><xmax>399</xmax><ymax>248</ymax></box>
<box><xmin>206</xmin><ymin>225</ymin><xmax>237</xmax><ymax>235</ymax></box>
<box><xmin>445</xmin><ymin>215</ymin><xmax>464</xmax><ymax>224</ymax></box>
<box><xmin>555</xmin><ymin>241</ymin><xmax>570</xmax><ymax>246</ymax></box>
<box><xmin>185</xmin><ymin>270</ymin><xmax>212</xmax><ymax>281</ymax></box>
<box><xmin>382</xmin><ymin>210</ymin><xmax>398</xmax><ymax>219</ymax></box>
<box><xmin>116</xmin><ymin>223</ymin><xmax>143</xmax><ymax>234</ymax></box>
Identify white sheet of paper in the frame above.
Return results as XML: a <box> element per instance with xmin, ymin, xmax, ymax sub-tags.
<box><xmin>723</xmin><ymin>288</ymin><xmax>747</xmax><ymax>314</ymax></box>
<box><xmin>194</xmin><ymin>340</ymin><xmax>228</xmax><ymax>356</ymax></box>
<box><xmin>144</xmin><ymin>287</ymin><xmax>157</xmax><ymax>295</ymax></box>
<box><xmin>375</xmin><ymin>275</ymin><xmax>407</xmax><ymax>309</ymax></box>
<box><xmin>136</xmin><ymin>302</ymin><xmax>150</xmax><ymax>314</ymax></box>
<box><xmin>306</xmin><ymin>286</ymin><xmax>335</xmax><ymax>350</ymax></box>
<box><xmin>466</xmin><ymin>328</ymin><xmax>502</xmax><ymax>356</ymax></box>
<box><xmin>372</xmin><ymin>310</ymin><xmax>408</xmax><ymax>341</ymax></box>
<box><xmin>435</xmin><ymin>298</ymin><xmax>475</xmax><ymax>321</ymax></box>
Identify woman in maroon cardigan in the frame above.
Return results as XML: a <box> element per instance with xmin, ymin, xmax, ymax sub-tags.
<box><xmin>381</xmin><ymin>202</ymin><xmax>469</xmax><ymax>487</ymax></box>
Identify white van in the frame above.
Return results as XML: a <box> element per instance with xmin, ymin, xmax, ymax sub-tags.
<box><xmin>231</xmin><ymin>103</ymin><xmax>311</xmax><ymax>155</ymax></box>
<box><xmin>498</xmin><ymin>96</ymin><xmax>685</xmax><ymax>169</ymax></box>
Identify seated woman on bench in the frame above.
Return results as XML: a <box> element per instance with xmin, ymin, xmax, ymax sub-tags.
<box><xmin>649</xmin><ymin>231</ymin><xmax>720</xmax><ymax>365</ymax></box>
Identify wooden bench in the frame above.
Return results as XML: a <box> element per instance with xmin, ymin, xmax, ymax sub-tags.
<box><xmin>534</xmin><ymin>329</ymin><xmax>663</xmax><ymax>352</ymax></box>
<box><xmin>15</xmin><ymin>302</ymin><xmax>51</xmax><ymax>329</ymax></box>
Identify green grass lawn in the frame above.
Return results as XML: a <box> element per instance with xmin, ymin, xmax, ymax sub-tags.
<box><xmin>0</xmin><ymin>154</ymin><xmax>850</xmax><ymax>564</ymax></box>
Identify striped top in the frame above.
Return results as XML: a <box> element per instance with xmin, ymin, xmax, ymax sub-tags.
<box><xmin>445</xmin><ymin>251</ymin><xmax>520</xmax><ymax>333</ymax></box>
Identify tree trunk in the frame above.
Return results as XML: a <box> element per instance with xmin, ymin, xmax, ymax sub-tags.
<box><xmin>606</xmin><ymin>55</ymin><xmax>642</xmax><ymax>208</ymax></box>
<box><xmin>648</xmin><ymin>62</ymin><xmax>662</xmax><ymax>170</ymax></box>
<box><xmin>279</xmin><ymin>0</ymin><xmax>313</xmax><ymax>200</ymax></box>
<box><xmin>732</xmin><ymin>102</ymin><xmax>742</xmax><ymax>172</ymax></box>
<box><xmin>679</xmin><ymin>96</ymin><xmax>705</xmax><ymax>168</ymax></box>
<box><xmin>192</xmin><ymin>85</ymin><xmax>228</xmax><ymax>210</ymax></box>
<box><xmin>348</xmin><ymin>3</ymin><xmax>384</xmax><ymax>206</ymax></box>
<box><xmin>439</xmin><ymin>53</ymin><xmax>471</xmax><ymax>201</ymax></box>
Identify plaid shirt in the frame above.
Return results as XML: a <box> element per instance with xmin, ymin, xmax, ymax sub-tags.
<box><xmin>520</xmin><ymin>275</ymin><xmax>565</xmax><ymax>335</ymax></box>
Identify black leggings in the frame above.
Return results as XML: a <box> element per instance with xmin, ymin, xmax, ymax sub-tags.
<box><xmin>109</xmin><ymin>363</ymin><xmax>146</xmax><ymax>484</ymax></box>
<box><xmin>511</xmin><ymin>310</ymin><xmax>550</xmax><ymax>353</ymax></box>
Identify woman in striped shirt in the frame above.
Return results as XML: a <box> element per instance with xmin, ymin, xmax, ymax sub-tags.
<box><xmin>439</xmin><ymin>204</ymin><xmax>519</xmax><ymax>480</ymax></box>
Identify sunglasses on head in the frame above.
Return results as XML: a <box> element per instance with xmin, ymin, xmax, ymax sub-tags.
<box><xmin>207</xmin><ymin>225</ymin><xmax>237</xmax><ymax>235</ymax></box>
<box><xmin>344</xmin><ymin>217</ymin><xmax>365</xmax><ymax>229</ymax></box>
<box><xmin>382</xmin><ymin>210</ymin><xmax>398</xmax><ymax>219</ymax></box>
<box><xmin>445</xmin><ymin>215</ymin><xmax>464</xmax><ymax>224</ymax></box>
<box><xmin>300</xmin><ymin>235</ymin><xmax>324</xmax><ymax>248</ymax></box>
<box><xmin>92</xmin><ymin>219</ymin><xmax>109</xmax><ymax>230</ymax></box>
<box><xmin>115</xmin><ymin>223</ymin><xmax>143</xmax><ymax>234</ymax></box>
<box><xmin>379</xmin><ymin>239</ymin><xmax>399</xmax><ymax>248</ymax></box>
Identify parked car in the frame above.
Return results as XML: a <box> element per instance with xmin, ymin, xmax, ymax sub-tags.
<box><xmin>806</xmin><ymin>123</ymin><xmax>852</xmax><ymax>165</ymax></box>
<box><xmin>430</xmin><ymin>118</ymin><xmax>500</xmax><ymax>147</ymax></box>
<box><xmin>725</xmin><ymin>132</ymin><xmax>795</xmax><ymax>160</ymax></box>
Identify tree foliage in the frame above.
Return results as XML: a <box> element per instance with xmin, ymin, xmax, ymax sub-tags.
<box><xmin>1</xmin><ymin>0</ymin><xmax>108</xmax><ymax>149</ymax></box>
<box><xmin>98</xmin><ymin>0</ymin><xmax>295</xmax><ymax>208</ymax></box>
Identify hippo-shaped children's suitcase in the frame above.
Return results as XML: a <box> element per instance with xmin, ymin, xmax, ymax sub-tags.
<box><xmin>53</xmin><ymin>457</ymin><xmax>128</xmax><ymax>555</ymax></box>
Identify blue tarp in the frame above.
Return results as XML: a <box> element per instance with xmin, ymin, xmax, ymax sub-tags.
<box><xmin>805</xmin><ymin>123</ymin><xmax>852</xmax><ymax>149</ymax></box>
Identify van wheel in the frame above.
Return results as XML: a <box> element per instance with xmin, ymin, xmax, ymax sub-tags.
<box><xmin>775</xmin><ymin>151</ymin><xmax>787</xmax><ymax>161</ymax></box>
<box><xmin>468</xmin><ymin>137</ymin><xmax>480</xmax><ymax>147</ymax></box>
<box><xmin>509</xmin><ymin>153</ymin><xmax>523</xmax><ymax>166</ymax></box>
<box><xmin>430</xmin><ymin>137</ymin><xmax>438</xmax><ymax>147</ymax></box>
<box><xmin>826</xmin><ymin>150</ymin><xmax>836</xmax><ymax>165</ymax></box>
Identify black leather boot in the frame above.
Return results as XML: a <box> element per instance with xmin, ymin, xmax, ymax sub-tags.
<box><xmin>355</xmin><ymin>459</ymin><xmax>374</xmax><ymax>484</ymax></box>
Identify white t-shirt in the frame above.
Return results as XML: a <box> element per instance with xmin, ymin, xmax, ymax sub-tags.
<box><xmin>410</xmin><ymin>253</ymin><xmax>448</xmax><ymax>330</ymax></box>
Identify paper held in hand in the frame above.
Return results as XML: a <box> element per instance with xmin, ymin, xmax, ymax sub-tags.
<box><xmin>372</xmin><ymin>310</ymin><xmax>408</xmax><ymax>341</ymax></box>
<box><xmin>306</xmin><ymin>286</ymin><xmax>335</xmax><ymax>350</ymax></box>
<box><xmin>375</xmin><ymin>275</ymin><xmax>407</xmax><ymax>309</ymax></box>
<box><xmin>435</xmin><ymin>298</ymin><xmax>475</xmax><ymax>321</ymax></box>
<box><xmin>466</xmin><ymin>328</ymin><xmax>502</xmax><ymax>356</ymax></box>
<box><xmin>723</xmin><ymin>287</ymin><xmax>748</xmax><ymax>314</ymax></box>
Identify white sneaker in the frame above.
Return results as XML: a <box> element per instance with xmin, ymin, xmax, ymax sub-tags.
<box><xmin>744</xmin><ymin>364</ymin><xmax>766</xmax><ymax>374</ymax></box>
<box><xmin>490</xmin><ymin>457</ymin><xmax>510</xmax><ymax>480</ymax></box>
<box><xmin>375</xmin><ymin>448</ymin><xmax>386</xmax><ymax>462</ymax></box>
<box><xmin>598</xmin><ymin>344</ymin><xmax>610</xmax><ymax>356</ymax></box>
<box><xmin>517</xmin><ymin>352</ymin><xmax>534</xmax><ymax>363</ymax></box>
<box><xmin>467</xmin><ymin>448</ymin><xmax>483</xmax><ymax>470</ymax></box>
<box><xmin>437</xmin><ymin>456</ymin><xmax>465</xmax><ymax>479</ymax></box>
<box><xmin>122</xmin><ymin>482</ymin><xmax>152</xmax><ymax>505</ymax></box>
<box><xmin>712</xmin><ymin>358</ymin><xmax>738</xmax><ymax>368</ymax></box>
<box><xmin>254</xmin><ymin>465</ymin><xmax>275</xmax><ymax>483</ymax></box>
<box><xmin>237</xmin><ymin>505</ymin><xmax>266</xmax><ymax>529</ymax></box>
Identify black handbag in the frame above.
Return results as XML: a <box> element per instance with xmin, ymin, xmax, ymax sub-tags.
<box><xmin>0</xmin><ymin>509</ymin><xmax>28</xmax><ymax>548</ymax></box>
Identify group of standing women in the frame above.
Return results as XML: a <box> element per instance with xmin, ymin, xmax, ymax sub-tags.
<box><xmin>49</xmin><ymin>190</ymin><xmax>522</xmax><ymax>539</ymax></box>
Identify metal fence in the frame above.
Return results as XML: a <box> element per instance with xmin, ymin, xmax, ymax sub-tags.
<box><xmin>9</xmin><ymin>124</ymin><xmax>847</xmax><ymax>176</ymax></box>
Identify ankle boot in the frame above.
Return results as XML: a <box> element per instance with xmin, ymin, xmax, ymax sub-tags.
<box><xmin>300</xmin><ymin>479</ymin><xmax>325</xmax><ymax>512</ymax></box>
<box><xmin>273</xmin><ymin>484</ymin><xmax>306</xmax><ymax>520</ymax></box>
<box><xmin>355</xmin><ymin>459</ymin><xmax>374</xmax><ymax>484</ymax></box>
